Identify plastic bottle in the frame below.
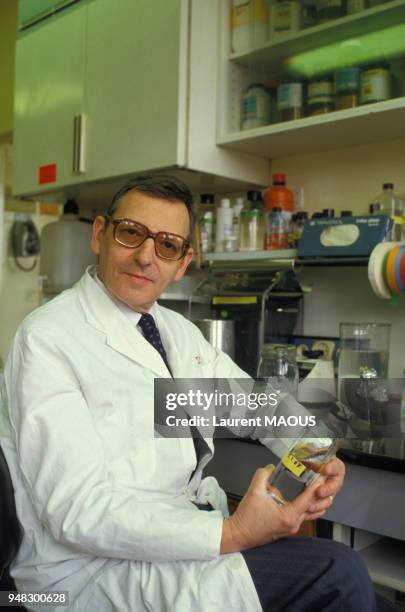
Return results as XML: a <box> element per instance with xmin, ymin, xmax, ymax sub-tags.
<box><xmin>198</xmin><ymin>194</ymin><xmax>215</xmax><ymax>253</ymax></box>
<box><xmin>265</xmin><ymin>206</ymin><xmax>289</xmax><ymax>250</ymax></box>
<box><xmin>40</xmin><ymin>200</ymin><xmax>96</xmax><ymax>296</ymax></box>
<box><xmin>215</xmin><ymin>198</ymin><xmax>234</xmax><ymax>252</ymax></box>
<box><xmin>370</xmin><ymin>183</ymin><xmax>403</xmax><ymax>240</ymax></box>
<box><xmin>264</xmin><ymin>173</ymin><xmax>294</xmax><ymax>240</ymax></box>
<box><xmin>264</xmin><ymin>173</ymin><xmax>294</xmax><ymax>210</ymax></box>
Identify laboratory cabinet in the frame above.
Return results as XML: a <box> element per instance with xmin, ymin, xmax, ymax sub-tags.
<box><xmin>17</xmin><ymin>0</ymin><xmax>85</xmax><ymax>29</ymax></box>
<box><xmin>13</xmin><ymin>3</ymin><xmax>87</xmax><ymax>194</ymax></box>
<box><xmin>13</xmin><ymin>0</ymin><xmax>268</xmax><ymax>198</ymax></box>
<box><xmin>217</xmin><ymin>0</ymin><xmax>405</xmax><ymax>158</ymax></box>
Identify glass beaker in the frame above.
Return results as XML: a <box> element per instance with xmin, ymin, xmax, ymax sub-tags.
<box><xmin>337</xmin><ymin>322</ymin><xmax>391</xmax><ymax>416</ymax></box>
<box><xmin>257</xmin><ymin>343</ymin><xmax>299</xmax><ymax>398</ymax></box>
<box><xmin>338</xmin><ymin>322</ymin><xmax>391</xmax><ymax>380</ymax></box>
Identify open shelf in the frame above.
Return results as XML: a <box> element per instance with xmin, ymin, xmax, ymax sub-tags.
<box><xmin>159</xmin><ymin>292</ymin><xmax>210</xmax><ymax>303</ymax></box>
<box><xmin>204</xmin><ymin>250</ymin><xmax>369</xmax><ymax>267</ymax></box>
<box><xmin>204</xmin><ymin>249</ymin><xmax>296</xmax><ymax>261</ymax></box>
<box><xmin>218</xmin><ymin>97</ymin><xmax>405</xmax><ymax>158</ymax></box>
<box><xmin>360</xmin><ymin>537</ymin><xmax>405</xmax><ymax>591</ymax></box>
<box><xmin>230</xmin><ymin>0</ymin><xmax>405</xmax><ymax>74</ymax></box>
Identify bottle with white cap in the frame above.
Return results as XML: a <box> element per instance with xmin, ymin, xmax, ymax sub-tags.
<box><xmin>215</xmin><ymin>198</ymin><xmax>234</xmax><ymax>252</ymax></box>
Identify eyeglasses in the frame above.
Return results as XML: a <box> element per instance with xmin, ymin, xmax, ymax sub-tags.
<box><xmin>105</xmin><ymin>215</ymin><xmax>190</xmax><ymax>261</ymax></box>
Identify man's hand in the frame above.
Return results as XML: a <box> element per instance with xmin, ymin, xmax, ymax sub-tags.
<box><xmin>305</xmin><ymin>457</ymin><xmax>345</xmax><ymax>520</ymax></box>
<box><xmin>220</xmin><ymin>465</ymin><xmax>326</xmax><ymax>554</ymax></box>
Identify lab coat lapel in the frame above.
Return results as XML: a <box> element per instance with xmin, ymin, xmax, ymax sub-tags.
<box><xmin>76</xmin><ymin>267</ymin><xmax>170</xmax><ymax>378</ymax></box>
<box><xmin>156</xmin><ymin>308</ymin><xmax>215</xmax><ymax>455</ymax></box>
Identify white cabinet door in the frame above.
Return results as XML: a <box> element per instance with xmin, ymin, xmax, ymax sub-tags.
<box><xmin>84</xmin><ymin>0</ymin><xmax>183</xmax><ymax>182</ymax></box>
<box><xmin>13</xmin><ymin>5</ymin><xmax>86</xmax><ymax>196</ymax></box>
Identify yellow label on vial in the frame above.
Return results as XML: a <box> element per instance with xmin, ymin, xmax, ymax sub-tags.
<box><xmin>282</xmin><ymin>452</ymin><xmax>306</xmax><ymax>478</ymax></box>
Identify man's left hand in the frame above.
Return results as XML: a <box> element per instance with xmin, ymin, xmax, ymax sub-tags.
<box><xmin>304</xmin><ymin>457</ymin><xmax>345</xmax><ymax>521</ymax></box>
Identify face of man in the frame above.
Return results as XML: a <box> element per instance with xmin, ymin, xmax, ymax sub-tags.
<box><xmin>91</xmin><ymin>190</ymin><xmax>194</xmax><ymax>312</ymax></box>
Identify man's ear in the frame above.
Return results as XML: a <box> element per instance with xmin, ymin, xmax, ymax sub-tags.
<box><xmin>174</xmin><ymin>247</ymin><xmax>194</xmax><ymax>282</ymax></box>
<box><xmin>90</xmin><ymin>216</ymin><xmax>107</xmax><ymax>256</ymax></box>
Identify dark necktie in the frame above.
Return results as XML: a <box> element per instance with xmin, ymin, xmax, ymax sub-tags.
<box><xmin>138</xmin><ymin>313</ymin><xmax>172</xmax><ymax>375</ymax></box>
<box><xmin>138</xmin><ymin>313</ymin><xmax>209</xmax><ymax>472</ymax></box>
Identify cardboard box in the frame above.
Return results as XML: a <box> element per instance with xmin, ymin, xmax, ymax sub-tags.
<box><xmin>297</xmin><ymin>215</ymin><xmax>392</xmax><ymax>258</ymax></box>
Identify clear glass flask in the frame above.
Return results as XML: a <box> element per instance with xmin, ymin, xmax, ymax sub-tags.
<box><xmin>257</xmin><ymin>343</ymin><xmax>299</xmax><ymax>398</ymax></box>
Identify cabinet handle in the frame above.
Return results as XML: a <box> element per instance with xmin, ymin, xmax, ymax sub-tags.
<box><xmin>72</xmin><ymin>114</ymin><xmax>86</xmax><ymax>174</ymax></box>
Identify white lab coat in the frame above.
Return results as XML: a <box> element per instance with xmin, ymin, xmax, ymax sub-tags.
<box><xmin>0</xmin><ymin>267</ymin><xmax>263</xmax><ymax>612</ymax></box>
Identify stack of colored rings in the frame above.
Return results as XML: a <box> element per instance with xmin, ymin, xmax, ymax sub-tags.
<box><xmin>368</xmin><ymin>242</ymin><xmax>405</xmax><ymax>299</ymax></box>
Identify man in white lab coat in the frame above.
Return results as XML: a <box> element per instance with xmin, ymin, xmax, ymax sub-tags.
<box><xmin>1</xmin><ymin>175</ymin><xmax>390</xmax><ymax>611</ymax></box>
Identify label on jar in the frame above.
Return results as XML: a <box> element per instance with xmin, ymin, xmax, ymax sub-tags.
<box><xmin>318</xmin><ymin>0</ymin><xmax>343</xmax><ymax>8</ymax></box>
<box><xmin>282</xmin><ymin>451</ymin><xmax>306</xmax><ymax>478</ymax></box>
<box><xmin>361</xmin><ymin>69</ymin><xmax>390</xmax><ymax>103</ymax></box>
<box><xmin>308</xmin><ymin>81</ymin><xmax>333</xmax><ymax>104</ymax></box>
<box><xmin>335</xmin><ymin>67</ymin><xmax>360</xmax><ymax>93</ymax></box>
<box><xmin>277</xmin><ymin>83</ymin><xmax>303</xmax><ymax>110</ymax></box>
<box><xmin>347</xmin><ymin>0</ymin><xmax>366</xmax><ymax>13</ymax></box>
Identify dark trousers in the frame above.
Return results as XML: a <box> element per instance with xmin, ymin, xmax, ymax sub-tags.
<box><xmin>242</xmin><ymin>537</ymin><xmax>397</xmax><ymax>612</ymax></box>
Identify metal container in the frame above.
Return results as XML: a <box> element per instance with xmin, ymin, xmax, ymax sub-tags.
<box><xmin>193</xmin><ymin>319</ymin><xmax>235</xmax><ymax>359</ymax></box>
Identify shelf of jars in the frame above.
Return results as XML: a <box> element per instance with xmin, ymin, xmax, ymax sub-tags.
<box><xmin>230</xmin><ymin>0</ymin><xmax>405</xmax><ymax>73</ymax></box>
<box><xmin>217</xmin><ymin>97</ymin><xmax>405</xmax><ymax>158</ymax></box>
<box><xmin>218</xmin><ymin>0</ymin><xmax>405</xmax><ymax>158</ymax></box>
<box><xmin>204</xmin><ymin>249</ymin><xmax>296</xmax><ymax>261</ymax></box>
